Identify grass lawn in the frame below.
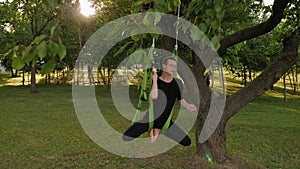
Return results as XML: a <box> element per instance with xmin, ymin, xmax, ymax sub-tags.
<box><xmin>0</xmin><ymin>73</ymin><xmax>299</xmax><ymax>168</ymax></box>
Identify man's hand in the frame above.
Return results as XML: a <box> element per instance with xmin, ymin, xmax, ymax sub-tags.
<box><xmin>186</xmin><ymin>104</ymin><xmax>198</xmax><ymax>112</ymax></box>
<box><xmin>152</xmin><ymin>69</ymin><xmax>158</xmax><ymax>81</ymax></box>
<box><xmin>180</xmin><ymin>99</ymin><xmax>198</xmax><ymax>112</ymax></box>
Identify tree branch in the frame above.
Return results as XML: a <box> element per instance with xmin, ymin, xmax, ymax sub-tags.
<box><xmin>218</xmin><ymin>0</ymin><xmax>292</xmax><ymax>56</ymax></box>
<box><xmin>225</xmin><ymin>28</ymin><xmax>300</xmax><ymax>120</ymax></box>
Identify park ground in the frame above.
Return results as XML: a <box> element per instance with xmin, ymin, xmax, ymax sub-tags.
<box><xmin>0</xmin><ymin>72</ymin><xmax>299</xmax><ymax>168</ymax></box>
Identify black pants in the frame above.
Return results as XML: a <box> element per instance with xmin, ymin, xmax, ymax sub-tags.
<box><xmin>122</xmin><ymin>120</ymin><xmax>191</xmax><ymax>146</ymax></box>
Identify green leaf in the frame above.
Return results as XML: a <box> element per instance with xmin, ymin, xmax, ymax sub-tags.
<box><xmin>131</xmin><ymin>28</ymin><xmax>144</xmax><ymax>41</ymax></box>
<box><xmin>216</xmin><ymin>11</ymin><xmax>224</xmax><ymax>19</ymax></box>
<box><xmin>50</xmin><ymin>25</ymin><xmax>57</xmax><ymax>36</ymax></box>
<box><xmin>190</xmin><ymin>27</ymin><xmax>202</xmax><ymax>42</ymax></box>
<box><xmin>182</xmin><ymin>21</ymin><xmax>191</xmax><ymax>33</ymax></box>
<box><xmin>31</xmin><ymin>34</ymin><xmax>47</xmax><ymax>45</ymax></box>
<box><xmin>214</xmin><ymin>1</ymin><xmax>223</xmax><ymax>13</ymax></box>
<box><xmin>154</xmin><ymin>12</ymin><xmax>162</xmax><ymax>24</ymax></box>
<box><xmin>153</xmin><ymin>0</ymin><xmax>168</xmax><ymax>12</ymax></box>
<box><xmin>13</xmin><ymin>45</ymin><xmax>19</xmax><ymax>51</ymax></box>
<box><xmin>143</xmin><ymin>13</ymin><xmax>156</xmax><ymax>27</ymax></box>
<box><xmin>48</xmin><ymin>40</ymin><xmax>59</xmax><ymax>56</ymax></box>
<box><xmin>211</xmin><ymin>21</ymin><xmax>220</xmax><ymax>30</ymax></box>
<box><xmin>22</xmin><ymin>46</ymin><xmax>33</xmax><ymax>57</ymax></box>
<box><xmin>12</xmin><ymin>55</ymin><xmax>25</xmax><ymax>70</ymax></box>
<box><xmin>211</xmin><ymin>36</ymin><xmax>220</xmax><ymax>50</ymax></box>
<box><xmin>131</xmin><ymin>34</ymin><xmax>142</xmax><ymax>41</ymax></box>
<box><xmin>22</xmin><ymin>46</ymin><xmax>35</xmax><ymax>64</ymax></box>
<box><xmin>23</xmin><ymin>52</ymin><xmax>35</xmax><ymax>64</ymax></box>
<box><xmin>41</xmin><ymin>60</ymin><xmax>56</xmax><ymax>75</ymax></box>
<box><xmin>174</xmin><ymin>0</ymin><xmax>181</xmax><ymax>7</ymax></box>
<box><xmin>168</xmin><ymin>0</ymin><xmax>175</xmax><ymax>11</ymax></box>
<box><xmin>205</xmin><ymin>9</ymin><xmax>215</xmax><ymax>16</ymax></box>
<box><xmin>36</xmin><ymin>41</ymin><xmax>48</xmax><ymax>59</ymax></box>
<box><xmin>58</xmin><ymin>38</ymin><xmax>66</xmax><ymax>60</ymax></box>
<box><xmin>199</xmin><ymin>23</ymin><xmax>208</xmax><ymax>33</ymax></box>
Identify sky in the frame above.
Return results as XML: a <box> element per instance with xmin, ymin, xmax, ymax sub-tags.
<box><xmin>263</xmin><ymin>0</ymin><xmax>274</xmax><ymax>6</ymax></box>
<box><xmin>80</xmin><ymin>0</ymin><xmax>96</xmax><ymax>17</ymax></box>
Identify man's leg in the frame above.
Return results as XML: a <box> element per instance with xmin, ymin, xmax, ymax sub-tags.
<box><xmin>163</xmin><ymin>122</ymin><xmax>191</xmax><ymax>146</ymax></box>
<box><xmin>122</xmin><ymin>122</ymin><xmax>149</xmax><ymax>141</ymax></box>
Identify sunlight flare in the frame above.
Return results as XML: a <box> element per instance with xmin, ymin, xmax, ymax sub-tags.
<box><xmin>80</xmin><ymin>0</ymin><xmax>96</xmax><ymax>17</ymax></box>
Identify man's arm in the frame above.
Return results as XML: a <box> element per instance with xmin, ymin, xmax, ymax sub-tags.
<box><xmin>150</xmin><ymin>71</ymin><xmax>158</xmax><ymax>99</ymax></box>
<box><xmin>179</xmin><ymin>99</ymin><xmax>198</xmax><ymax>112</ymax></box>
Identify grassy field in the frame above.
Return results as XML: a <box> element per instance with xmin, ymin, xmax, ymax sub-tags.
<box><xmin>0</xmin><ymin>72</ymin><xmax>299</xmax><ymax>168</ymax></box>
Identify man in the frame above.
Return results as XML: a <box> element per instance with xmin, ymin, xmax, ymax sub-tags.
<box><xmin>122</xmin><ymin>56</ymin><xmax>197</xmax><ymax>146</ymax></box>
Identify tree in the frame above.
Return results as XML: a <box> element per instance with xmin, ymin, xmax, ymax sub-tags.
<box><xmin>126</xmin><ymin>0</ymin><xmax>299</xmax><ymax>166</ymax></box>
<box><xmin>192</xmin><ymin>0</ymin><xmax>299</xmax><ymax>164</ymax></box>
<box><xmin>0</xmin><ymin>0</ymin><xmax>68</xmax><ymax>92</ymax></box>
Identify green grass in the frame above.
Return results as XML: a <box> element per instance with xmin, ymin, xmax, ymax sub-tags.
<box><xmin>0</xmin><ymin>73</ymin><xmax>299</xmax><ymax>168</ymax></box>
<box><xmin>227</xmin><ymin>92</ymin><xmax>300</xmax><ymax>169</ymax></box>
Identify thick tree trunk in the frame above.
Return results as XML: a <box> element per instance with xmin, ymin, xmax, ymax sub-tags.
<box><xmin>190</xmin><ymin>53</ymin><xmax>230</xmax><ymax>163</ymax></box>
<box><xmin>162</xmin><ymin>1</ymin><xmax>295</xmax><ymax>165</ymax></box>
<box><xmin>196</xmin><ymin>119</ymin><xmax>230</xmax><ymax>163</ymax></box>
<box><xmin>192</xmin><ymin>29</ymin><xmax>300</xmax><ymax>164</ymax></box>
<box><xmin>188</xmin><ymin>1</ymin><xmax>298</xmax><ymax>163</ymax></box>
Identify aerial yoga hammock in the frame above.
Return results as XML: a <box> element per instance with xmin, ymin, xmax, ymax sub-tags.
<box><xmin>123</xmin><ymin>5</ymin><xmax>215</xmax><ymax>163</ymax></box>
<box><xmin>131</xmin><ymin>39</ymin><xmax>178</xmax><ymax>142</ymax></box>
<box><xmin>123</xmin><ymin>7</ymin><xmax>186</xmax><ymax>142</ymax></box>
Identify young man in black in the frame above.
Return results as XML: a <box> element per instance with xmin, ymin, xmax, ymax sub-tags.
<box><xmin>122</xmin><ymin>56</ymin><xmax>197</xmax><ymax>146</ymax></box>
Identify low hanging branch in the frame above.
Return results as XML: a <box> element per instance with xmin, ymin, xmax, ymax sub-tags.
<box><xmin>218</xmin><ymin>0</ymin><xmax>292</xmax><ymax>56</ymax></box>
<box><xmin>225</xmin><ymin>28</ymin><xmax>300</xmax><ymax>120</ymax></box>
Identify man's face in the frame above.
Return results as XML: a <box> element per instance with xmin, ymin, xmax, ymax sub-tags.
<box><xmin>163</xmin><ymin>59</ymin><xmax>177</xmax><ymax>75</ymax></box>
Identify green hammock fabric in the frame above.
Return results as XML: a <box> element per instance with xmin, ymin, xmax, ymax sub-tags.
<box><xmin>132</xmin><ymin>47</ymin><xmax>178</xmax><ymax>134</ymax></box>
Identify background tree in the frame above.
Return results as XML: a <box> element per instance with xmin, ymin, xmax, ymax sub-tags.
<box><xmin>0</xmin><ymin>0</ymin><xmax>67</xmax><ymax>92</ymax></box>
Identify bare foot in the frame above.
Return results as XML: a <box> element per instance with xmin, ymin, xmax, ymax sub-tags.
<box><xmin>150</xmin><ymin>128</ymin><xmax>160</xmax><ymax>143</ymax></box>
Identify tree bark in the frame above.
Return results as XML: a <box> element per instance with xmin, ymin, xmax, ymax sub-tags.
<box><xmin>193</xmin><ymin>28</ymin><xmax>299</xmax><ymax>163</ymax></box>
<box><xmin>188</xmin><ymin>0</ymin><xmax>298</xmax><ymax>164</ymax></box>
<box><xmin>283</xmin><ymin>74</ymin><xmax>287</xmax><ymax>102</ymax></box>
<box><xmin>30</xmin><ymin>66</ymin><xmax>37</xmax><ymax>93</ymax></box>
<box><xmin>225</xmin><ymin>29</ymin><xmax>300</xmax><ymax>121</ymax></box>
